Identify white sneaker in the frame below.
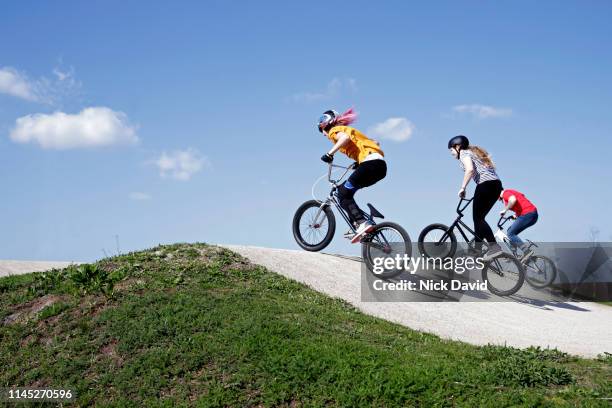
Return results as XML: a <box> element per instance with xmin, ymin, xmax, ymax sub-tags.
<box><xmin>351</xmin><ymin>222</ymin><xmax>375</xmax><ymax>244</ymax></box>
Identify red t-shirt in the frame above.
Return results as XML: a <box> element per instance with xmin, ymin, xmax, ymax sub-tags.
<box><xmin>502</xmin><ymin>189</ymin><xmax>537</xmax><ymax>217</ymax></box>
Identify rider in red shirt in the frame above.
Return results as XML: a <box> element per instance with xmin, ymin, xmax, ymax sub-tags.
<box><xmin>499</xmin><ymin>189</ymin><xmax>538</xmax><ymax>250</ymax></box>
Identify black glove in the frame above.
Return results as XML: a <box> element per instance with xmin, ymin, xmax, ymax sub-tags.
<box><xmin>351</xmin><ymin>161</ymin><xmax>359</xmax><ymax>170</ymax></box>
<box><xmin>321</xmin><ymin>153</ymin><xmax>333</xmax><ymax>163</ymax></box>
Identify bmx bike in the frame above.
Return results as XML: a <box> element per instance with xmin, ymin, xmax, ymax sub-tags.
<box><xmin>495</xmin><ymin>215</ymin><xmax>557</xmax><ymax>289</ymax></box>
<box><xmin>417</xmin><ymin>197</ymin><xmax>525</xmax><ymax>296</ymax></box>
<box><xmin>292</xmin><ymin>162</ymin><xmax>411</xmax><ymax>278</ymax></box>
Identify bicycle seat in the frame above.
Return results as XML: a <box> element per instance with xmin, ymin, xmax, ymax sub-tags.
<box><xmin>367</xmin><ymin>203</ymin><xmax>384</xmax><ymax>219</ymax></box>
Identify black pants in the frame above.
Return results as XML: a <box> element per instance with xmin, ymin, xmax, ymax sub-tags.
<box><xmin>337</xmin><ymin>159</ymin><xmax>387</xmax><ymax>224</ymax></box>
<box><xmin>473</xmin><ymin>179</ymin><xmax>503</xmax><ymax>243</ymax></box>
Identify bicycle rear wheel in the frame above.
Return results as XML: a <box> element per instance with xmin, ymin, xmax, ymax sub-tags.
<box><xmin>524</xmin><ymin>255</ymin><xmax>557</xmax><ymax>289</ymax></box>
<box><xmin>362</xmin><ymin>222</ymin><xmax>412</xmax><ymax>279</ymax></box>
<box><xmin>292</xmin><ymin>200</ymin><xmax>336</xmax><ymax>252</ymax></box>
<box><xmin>482</xmin><ymin>254</ymin><xmax>525</xmax><ymax>296</ymax></box>
<box><xmin>418</xmin><ymin>223</ymin><xmax>457</xmax><ymax>259</ymax></box>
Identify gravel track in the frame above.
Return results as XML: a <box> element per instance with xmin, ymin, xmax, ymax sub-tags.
<box><xmin>225</xmin><ymin>245</ymin><xmax>612</xmax><ymax>358</ymax></box>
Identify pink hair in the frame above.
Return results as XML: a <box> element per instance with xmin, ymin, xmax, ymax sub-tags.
<box><xmin>332</xmin><ymin>107</ymin><xmax>357</xmax><ymax>127</ymax></box>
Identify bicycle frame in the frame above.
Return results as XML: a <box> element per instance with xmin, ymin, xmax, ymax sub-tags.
<box><xmin>440</xmin><ymin>200</ymin><xmax>537</xmax><ymax>263</ymax></box>
<box><xmin>428</xmin><ymin>198</ymin><xmax>526</xmax><ymax>291</ymax></box>
<box><xmin>493</xmin><ymin>215</ymin><xmax>513</xmax><ymax>246</ymax></box>
<box><xmin>438</xmin><ymin>198</ymin><xmax>479</xmax><ymax>244</ymax></box>
<box><xmin>309</xmin><ymin>163</ymin><xmax>375</xmax><ymax>234</ymax></box>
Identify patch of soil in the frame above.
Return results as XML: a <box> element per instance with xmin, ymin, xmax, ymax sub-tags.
<box><xmin>114</xmin><ymin>278</ymin><xmax>145</xmax><ymax>291</ymax></box>
<box><xmin>35</xmin><ymin>312</ymin><xmax>65</xmax><ymax>346</ymax></box>
<box><xmin>88</xmin><ymin>300</ymin><xmax>111</xmax><ymax>318</ymax></box>
<box><xmin>20</xmin><ymin>334</ymin><xmax>36</xmax><ymax>347</ymax></box>
<box><xmin>98</xmin><ymin>261</ymin><xmax>119</xmax><ymax>273</ymax></box>
<box><xmin>221</xmin><ymin>259</ymin><xmax>253</xmax><ymax>272</ymax></box>
<box><xmin>100</xmin><ymin>339</ymin><xmax>124</xmax><ymax>367</ymax></box>
<box><xmin>40</xmin><ymin>335</ymin><xmax>55</xmax><ymax>347</ymax></box>
<box><xmin>29</xmin><ymin>378</ymin><xmax>50</xmax><ymax>388</ymax></box>
<box><xmin>2</xmin><ymin>294</ymin><xmax>64</xmax><ymax>325</ymax></box>
<box><xmin>67</xmin><ymin>294</ymin><xmax>109</xmax><ymax>318</ymax></box>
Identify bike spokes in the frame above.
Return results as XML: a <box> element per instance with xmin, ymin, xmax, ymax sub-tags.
<box><xmin>363</xmin><ymin>224</ymin><xmax>412</xmax><ymax>279</ymax></box>
<box><xmin>434</xmin><ymin>230</ymin><xmax>450</xmax><ymax>245</ymax></box>
<box><xmin>524</xmin><ymin>256</ymin><xmax>556</xmax><ymax>288</ymax></box>
<box><xmin>299</xmin><ymin>207</ymin><xmax>329</xmax><ymax>246</ymax></box>
<box><xmin>418</xmin><ymin>224</ymin><xmax>456</xmax><ymax>259</ymax></box>
<box><xmin>368</xmin><ymin>228</ymin><xmax>401</xmax><ymax>254</ymax></box>
<box><xmin>483</xmin><ymin>254</ymin><xmax>525</xmax><ymax>296</ymax></box>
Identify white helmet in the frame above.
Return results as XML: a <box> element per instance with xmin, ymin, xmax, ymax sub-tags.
<box><xmin>317</xmin><ymin>109</ymin><xmax>338</xmax><ymax>133</ymax></box>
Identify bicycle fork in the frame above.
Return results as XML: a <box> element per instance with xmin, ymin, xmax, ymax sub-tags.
<box><xmin>310</xmin><ymin>199</ymin><xmax>332</xmax><ymax>228</ymax></box>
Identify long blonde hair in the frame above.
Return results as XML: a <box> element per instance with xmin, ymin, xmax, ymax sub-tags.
<box><xmin>468</xmin><ymin>145</ymin><xmax>495</xmax><ymax>168</ymax></box>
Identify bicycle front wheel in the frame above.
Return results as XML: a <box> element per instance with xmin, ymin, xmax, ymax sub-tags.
<box><xmin>418</xmin><ymin>223</ymin><xmax>457</xmax><ymax>259</ymax></box>
<box><xmin>482</xmin><ymin>253</ymin><xmax>525</xmax><ymax>296</ymax></box>
<box><xmin>362</xmin><ymin>222</ymin><xmax>412</xmax><ymax>279</ymax></box>
<box><xmin>292</xmin><ymin>200</ymin><xmax>336</xmax><ymax>252</ymax></box>
<box><xmin>524</xmin><ymin>255</ymin><xmax>557</xmax><ymax>289</ymax></box>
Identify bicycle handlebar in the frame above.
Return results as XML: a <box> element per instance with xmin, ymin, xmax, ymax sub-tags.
<box><xmin>456</xmin><ymin>197</ymin><xmax>474</xmax><ymax>214</ymax></box>
<box><xmin>497</xmin><ymin>214</ymin><xmax>515</xmax><ymax>228</ymax></box>
<box><xmin>327</xmin><ymin>161</ymin><xmax>354</xmax><ymax>185</ymax></box>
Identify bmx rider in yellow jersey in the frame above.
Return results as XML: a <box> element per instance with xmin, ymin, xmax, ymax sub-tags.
<box><xmin>318</xmin><ymin>108</ymin><xmax>387</xmax><ymax>243</ymax></box>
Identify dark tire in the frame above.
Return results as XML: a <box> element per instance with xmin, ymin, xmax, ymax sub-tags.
<box><xmin>361</xmin><ymin>222</ymin><xmax>412</xmax><ymax>279</ymax></box>
<box><xmin>292</xmin><ymin>200</ymin><xmax>336</xmax><ymax>252</ymax></box>
<box><xmin>482</xmin><ymin>253</ymin><xmax>525</xmax><ymax>296</ymax></box>
<box><xmin>418</xmin><ymin>224</ymin><xmax>457</xmax><ymax>259</ymax></box>
<box><xmin>524</xmin><ymin>255</ymin><xmax>557</xmax><ymax>289</ymax></box>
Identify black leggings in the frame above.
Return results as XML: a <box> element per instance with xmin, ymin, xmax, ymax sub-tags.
<box><xmin>337</xmin><ymin>159</ymin><xmax>387</xmax><ymax>224</ymax></box>
<box><xmin>473</xmin><ymin>179</ymin><xmax>503</xmax><ymax>243</ymax></box>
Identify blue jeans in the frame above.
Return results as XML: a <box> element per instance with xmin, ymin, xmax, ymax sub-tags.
<box><xmin>507</xmin><ymin>211</ymin><xmax>538</xmax><ymax>247</ymax></box>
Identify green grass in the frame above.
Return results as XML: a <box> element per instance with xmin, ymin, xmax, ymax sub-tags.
<box><xmin>0</xmin><ymin>243</ymin><xmax>610</xmax><ymax>407</ymax></box>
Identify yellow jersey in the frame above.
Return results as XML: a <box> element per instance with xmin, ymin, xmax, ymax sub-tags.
<box><xmin>326</xmin><ymin>126</ymin><xmax>384</xmax><ymax>163</ymax></box>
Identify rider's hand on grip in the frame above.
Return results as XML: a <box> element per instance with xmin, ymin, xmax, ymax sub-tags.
<box><xmin>321</xmin><ymin>153</ymin><xmax>333</xmax><ymax>163</ymax></box>
<box><xmin>458</xmin><ymin>188</ymin><xmax>466</xmax><ymax>198</ymax></box>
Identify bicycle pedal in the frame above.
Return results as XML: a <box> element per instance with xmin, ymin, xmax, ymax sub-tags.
<box><xmin>343</xmin><ymin>229</ymin><xmax>355</xmax><ymax>239</ymax></box>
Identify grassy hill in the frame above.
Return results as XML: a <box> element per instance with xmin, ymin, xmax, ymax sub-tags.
<box><xmin>0</xmin><ymin>243</ymin><xmax>610</xmax><ymax>407</ymax></box>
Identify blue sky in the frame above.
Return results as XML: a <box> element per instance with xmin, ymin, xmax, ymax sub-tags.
<box><xmin>1</xmin><ymin>1</ymin><xmax>611</xmax><ymax>261</ymax></box>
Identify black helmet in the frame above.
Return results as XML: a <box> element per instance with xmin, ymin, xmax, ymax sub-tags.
<box><xmin>448</xmin><ymin>135</ymin><xmax>469</xmax><ymax>150</ymax></box>
<box><xmin>317</xmin><ymin>109</ymin><xmax>338</xmax><ymax>133</ymax></box>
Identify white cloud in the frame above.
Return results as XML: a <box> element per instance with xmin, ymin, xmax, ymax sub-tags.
<box><xmin>50</xmin><ymin>65</ymin><xmax>82</xmax><ymax>103</ymax></box>
<box><xmin>53</xmin><ymin>68</ymin><xmax>70</xmax><ymax>81</ymax></box>
<box><xmin>10</xmin><ymin>107</ymin><xmax>139</xmax><ymax>149</ymax></box>
<box><xmin>0</xmin><ymin>65</ymin><xmax>82</xmax><ymax>105</ymax></box>
<box><xmin>290</xmin><ymin>77</ymin><xmax>357</xmax><ymax>102</ymax></box>
<box><xmin>0</xmin><ymin>67</ymin><xmax>39</xmax><ymax>101</ymax></box>
<box><xmin>367</xmin><ymin>117</ymin><xmax>415</xmax><ymax>142</ymax></box>
<box><xmin>129</xmin><ymin>192</ymin><xmax>152</xmax><ymax>201</ymax></box>
<box><xmin>155</xmin><ymin>149</ymin><xmax>208</xmax><ymax>181</ymax></box>
<box><xmin>452</xmin><ymin>104</ymin><xmax>513</xmax><ymax>119</ymax></box>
